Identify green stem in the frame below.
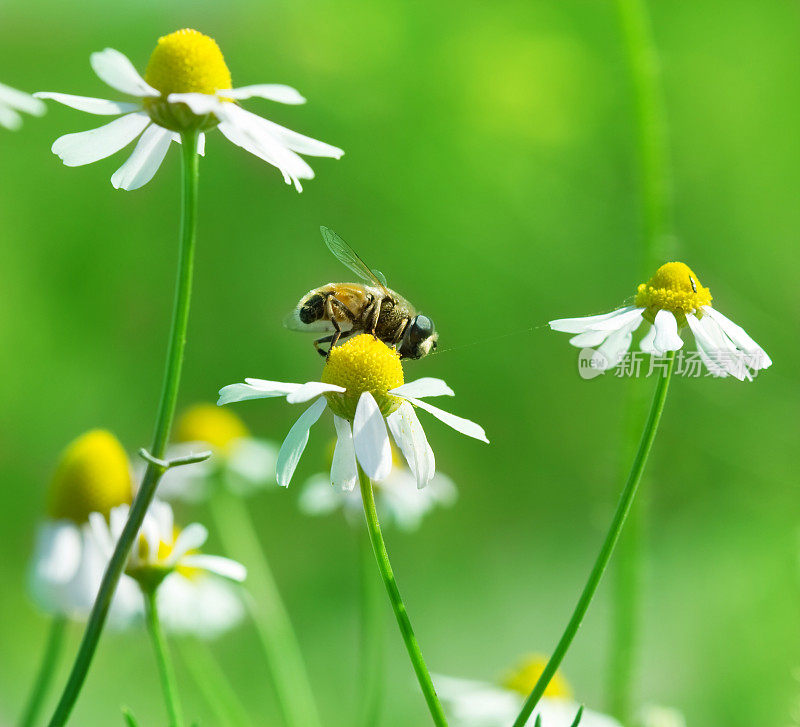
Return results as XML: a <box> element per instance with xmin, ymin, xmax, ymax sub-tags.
<box><xmin>358</xmin><ymin>466</ymin><xmax>448</xmax><ymax>727</ymax></box>
<box><xmin>177</xmin><ymin>638</ymin><xmax>252</xmax><ymax>727</ymax></box>
<box><xmin>46</xmin><ymin>130</ymin><xmax>200</xmax><ymax>727</ymax></box>
<box><xmin>512</xmin><ymin>353</ymin><xmax>675</xmax><ymax>727</ymax></box>
<box><xmin>357</xmin><ymin>527</ymin><xmax>385</xmax><ymax>727</ymax></box>
<box><xmin>210</xmin><ymin>488</ymin><xmax>321</xmax><ymax>727</ymax></box>
<box><xmin>144</xmin><ymin>590</ymin><xmax>184</xmax><ymax>727</ymax></box>
<box><xmin>18</xmin><ymin>616</ymin><xmax>67</xmax><ymax>727</ymax></box>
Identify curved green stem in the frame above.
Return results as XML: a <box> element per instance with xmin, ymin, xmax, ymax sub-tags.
<box><xmin>512</xmin><ymin>353</ymin><xmax>675</xmax><ymax>727</ymax></box>
<box><xmin>358</xmin><ymin>527</ymin><xmax>384</xmax><ymax>727</ymax></box>
<box><xmin>18</xmin><ymin>616</ymin><xmax>67</xmax><ymax>727</ymax></box>
<box><xmin>210</xmin><ymin>488</ymin><xmax>322</xmax><ymax>727</ymax></box>
<box><xmin>144</xmin><ymin>590</ymin><xmax>184</xmax><ymax>727</ymax></box>
<box><xmin>47</xmin><ymin>130</ymin><xmax>200</xmax><ymax>727</ymax></box>
<box><xmin>358</xmin><ymin>466</ymin><xmax>448</xmax><ymax>727</ymax></box>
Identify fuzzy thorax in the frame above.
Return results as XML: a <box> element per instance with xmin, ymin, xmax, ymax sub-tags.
<box><xmin>635</xmin><ymin>262</ymin><xmax>712</xmax><ymax>316</ymax></box>
<box><xmin>175</xmin><ymin>403</ymin><xmax>248</xmax><ymax>454</ymax></box>
<box><xmin>321</xmin><ymin>335</ymin><xmax>404</xmax><ymax>420</ymax></box>
<box><xmin>501</xmin><ymin>654</ymin><xmax>573</xmax><ymax>699</ymax></box>
<box><xmin>47</xmin><ymin>430</ymin><xmax>133</xmax><ymax>524</ymax></box>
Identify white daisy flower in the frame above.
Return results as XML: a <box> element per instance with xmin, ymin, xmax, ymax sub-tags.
<box><xmin>0</xmin><ymin>81</ymin><xmax>45</xmax><ymax>130</ymax></box>
<box><xmin>28</xmin><ymin>430</ymin><xmax>140</xmax><ymax>625</ymax></box>
<box><xmin>638</xmin><ymin>705</ymin><xmax>686</xmax><ymax>727</ymax></box>
<box><xmin>142</xmin><ymin>403</ymin><xmax>279</xmax><ymax>503</ymax></box>
<box><xmin>300</xmin><ymin>443</ymin><xmax>457</xmax><ymax>530</ymax></box>
<box><xmin>218</xmin><ymin>334</ymin><xmax>488</xmax><ymax>491</ymax></box>
<box><xmin>35</xmin><ymin>28</ymin><xmax>343</xmax><ymax>191</ymax></box>
<box><xmin>89</xmin><ymin>499</ymin><xmax>247</xmax><ymax>639</ymax></box>
<box><xmin>549</xmin><ymin>261</ymin><xmax>772</xmax><ymax>381</ymax></box>
<box><xmin>437</xmin><ymin>655</ymin><xmax>621</xmax><ymax>727</ymax></box>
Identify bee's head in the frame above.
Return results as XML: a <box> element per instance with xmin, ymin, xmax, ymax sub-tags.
<box><xmin>398</xmin><ymin>314</ymin><xmax>438</xmax><ymax>359</ymax></box>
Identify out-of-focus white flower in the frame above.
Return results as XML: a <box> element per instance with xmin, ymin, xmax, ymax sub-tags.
<box><xmin>143</xmin><ymin>403</ymin><xmax>278</xmax><ymax>503</ymax></box>
<box><xmin>28</xmin><ymin>430</ymin><xmax>140</xmax><ymax>625</ymax></box>
<box><xmin>550</xmin><ymin>262</ymin><xmax>771</xmax><ymax>380</ymax></box>
<box><xmin>0</xmin><ymin>81</ymin><xmax>45</xmax><ymax>130</ymax></box>
<box><xmin>218</xmin><ymin>334</ymin><xmax>488</xmax><ymax>491</ymax></box>
<box><xmin>90</xmin><ymin>499</ymin><xmax>247</xmax><ymax>638</ymax></box>
<box><xmin>638</xmin><ymin>705</ymin><xmax>686</xmax><ymax>727</ymax></box>
<box><xmin>437</xmin><ymin>655</ymin><xmax>621</xmax><ymax>727</ymax></box>
<box><xmin>36</xmin><ymin>28</ymin><xmax>343</xmax><ymax>190</ymax></box>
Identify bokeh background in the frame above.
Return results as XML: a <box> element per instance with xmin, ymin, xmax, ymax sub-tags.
<box><xmin>1</xmin><ymin>0</ymin><xmax>798</xmax><ymax>725</ymax></box>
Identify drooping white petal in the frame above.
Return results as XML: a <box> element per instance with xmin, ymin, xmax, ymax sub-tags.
<box><xmin>109</xmin><ymin>504</ymin><xmax>130</xmax><ymax>540</ymax></box>
<box><xmin>222</xmin><ymin>84</ymin><xmax>306</xmax><ymax>104</ymax></box>
<box><xmin>0</xmin><ymin>83</ymin><xmax>46</xmax><ymax>115</ymax></box>
<box><xmin>276</xmin><ymin>397</ymin><xmax>328</xmax><ymax>487</ymax></box>
<box><xmin>549</xmin><ymin>306</ymin><xmax>637</xmax><ymax>334</ymax></box>
<box><xmin>34</xmin><ymin>92</ymin><xmax>140</xmax><ymax>115</ymax></box>
<box><xmin>51</xmin><ymin>113</ymin><xmax>149</xmax><ymax>166</ymax></box>
<box><xmin>387</xmin><ymin>402</ymin><xmax>434</xmax><ymax>488</ymax></box>
<box><xmin>702</xmin><ymin>306</ymin><xmax>772</xmax><ymax>369</ymax></box>
<box><xmin>652</xmin><ymin>310</ymin><xmax>684</xmax><ymax>354</ymax></box>
<box><xmin>594</xmin><ymin>315</ymin><xmax>643</xmax><ymax>369</ymax></box>
<box><xmin>0</xmin><ymin>105</ymin><xmax>21</xmax><ymax>130</ymax></box>
<box><xmin>686</xmin><ymin>313</ymin><xmax>745</xmax><ymax>380</ymax></box>
<box><xmin>111</xmin><ymin>124</ymin><xmax>172</xmax><ymax>190</ymax></box>
<box><xmin>167</xmin><ymin>523</ymin><xmax>209</xmax><ymax>566</ymax></box>
<box><xmin>568</xmin><ymin>328</ymin><xmax>613</xmax><ymax>348</ymax></box>
<box><xmin>389</xmin><ymin>377</ymin><xmax>454</xmax><ymax>399</ymax></box>
<box><xmin>639</xmin><ymin>322</ymin><xmax>658</xmax><ymax>355</ymax></box>
<box><xmin>403</xmin><ymin>396</ymin><xmax>489</xmax><ymax>443</ymax></box>
<box><xmin>157</xmin><ymin>572</ymin><xmax>244</xmax><ymax>638</ymax></box>
<box><xmin>245</xmin><ymin>113</ymin><xmax>345</xmax><ymax>158</ymax></box>
<box><xmin>167</xmin><ymin>92</ymin><xmax>226</xmax><ymax>116</ymax></box>
<box><xmin>331</xmin><ymin>415</ymin><xmax>359</xmax><ymax>491</ymax></box>
<box><xmin>352</xmin><ymin>392</ymin><xmax>392</xmax><ymax>482</ymax></box>
<box><xmin>90</xmin><ymin>48</ymin><xmax>159</xmax><ymax>97</ymax></box>
<box><xmin>218</xmin><ymin>379</ymin><xmax>302</xmax><ymax>405</ymax></box>
<box><xmin>87</xmin><ymin>512</ymin><xmax>114</xmax><ymax>558</ymax></box>
<box><xmin>286</xmin><ymin>381</ymin><xmax>345</xmax><ymax>404</ymax></box>
<box><xmin>181</xmin><ymin>554</ymin><xmax>247</xmax><ymax>582</ymax></box>
<box><xmin>29</xmin><ymin>522</ymin><xmax>83</xmax><ymax>601</ymax></box>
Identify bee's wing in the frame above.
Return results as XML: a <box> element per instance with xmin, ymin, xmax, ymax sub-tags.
<box><xmin>320</xmin><ymin>226</ymin><xmax>391</xmax><ymax>295</ymax></box>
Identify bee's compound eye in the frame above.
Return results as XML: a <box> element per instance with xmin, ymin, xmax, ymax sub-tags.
<box><xmin>409</xmin><ymin>315</ymin><xmax>434</xmax><ymax>341</ymax></box>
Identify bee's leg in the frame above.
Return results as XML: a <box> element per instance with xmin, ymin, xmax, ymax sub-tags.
<box><xmin>313</xmin><ymin>334</ymin><xmax>336</xmax><ymax>358</ymax></box>
<box><xmin>364</xmin><ymin>296</ymin><xmax>384</xmax><ymax>337</ymax></box>
<box><xmin>390</xmin><ymin>317</ymin><xmax>410</xmax><ymax>347</ymax></box>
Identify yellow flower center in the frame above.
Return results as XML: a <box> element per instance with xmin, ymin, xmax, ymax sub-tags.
<box><xmin>501</xmin><ymin>655</ymin><xmax>573</xmax><ymax>699</ymax></box>
<box><xmin>175</xmin><ymin>403</ymin><xmax>248</xmax><ymax>454</ymax></box>
<box><xmin>634</xmin><ymin>262</ymin><xmax>712</xmax><ymax>316</ymax></box>
<box><xmin>47</xmin><ymin>430</ymin><xmax>133</xmax><ymax>524</ymax></box>
<box><xmin>145</xmin><ymin>29</ymin><xmax>232</xmax><ymax>96</ymax></box>
<box><xmin>321</xmin><ymin>335</ymin><xmax>405</xmax><ymax>421</ymax></box>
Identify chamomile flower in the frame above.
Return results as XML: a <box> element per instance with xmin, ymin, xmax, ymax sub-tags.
<box><xmin>36</xmin><ymin>28</ymin><xmax>343</xmax><ymax>191</ymax></box>
<box><xmin>0</xmin><ymin>82</ymin><xmax>45</xmax><ymax>130</ymax></box>
<box><xmin>28</xmin><ymin>430</ymin><xmax>139</xmax><ymax>624</ymax></box>
<box><xmin>89</xmin><ymin>499</ymin><xmax>247</xmax><ymax>638</ymax></box>
<box><xmin>145</xmin><ymin>403</ymin><xmax>279</xmax><ymax>503</ymax></box>
<box><xmin>437</xmin><ymin>655</ymin><xmax>621</xmax><ymax>727</ymax></box>
<box><xmin>300</xmin><ymin>442</ymin><xmax>457</xmax><ymax>530</ymax></box>
<box><xmin>549</xmin><ymin>262</ymin><xmax>771</xmax><ymax>381</ymax></box>
<box><xmin>218</xmin><ymin>334</ymin><xmax>488</xmax><ymax>490</ymax></box>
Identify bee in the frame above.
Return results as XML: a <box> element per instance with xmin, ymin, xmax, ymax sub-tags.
<box><xmin>285</xmin><ymin>227</ymin><xmax>438</xmax><ymax>359</ymax></box>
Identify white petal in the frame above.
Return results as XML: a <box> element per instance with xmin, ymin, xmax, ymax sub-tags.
<box><xmin>34</xmin><ymin>92</ymin><xmax>140</xmax><ymax>115</ymax></box>
<box><xmin>639</xmin><ymin>322</ymin><xmax>657</xmax><ymax>354</ymax></box>
<box><xmin>352</xmin><ymin>392</ymin><xmax>392</xmax><ymax>481</ymax></box>
<box><xmin>197</xmin><ymin>132</ymin><xmax>206</xmax><ymax>156</ymax></box>
<box><xmin>703</xmin><ymin>306</ymin><xmax>772</xmax><ymax>368</ymax></box>
<box><xmin>403</xmin><ymin>397</ymin><xmax>489</xmax><ymax>443</ymax></box>
<box><xmin>387</xmin><ymin>402</ymin><xmax>434</xmax><ymax>488</ymax></box>
<box><xmin>226</xmin><ymin>438</ymin><xmax>279</xmax><ymax>489</ymax></box>
<box><xmin>653</xmin><ymin>309</ymin><xmax>684</xmax><ymax>353</ymax></box>
<box><xmin>30</xmin><ymin>522</ymin><xmax>82</xmax><ymax>589</ymax></box>
<box><xmin>90</xmin><ymin>48</ymin><xmax>158</xmax><ymax>97</ymax></box>
<box><xmin>389</xmin><ymin>377</ymin><xmax>454</xmax><ymax>399</ymax></box>
<box><xmin>276</xmin><ymin>397</ymin><xmax>328</xmax><ymax>487</ymax></box>
<box><xmin>157</xmin><ymin>573</ymin><xmax>244</xmax><ymax>638</ymax></box>
<box><xmin>568</xmin><ymin>328</ymin><xmax>613</xmax><ymax>347</ymax></box>
<box><xmin>549</xmin><ymin>306</ymin><xmax>637</xmax><ymax>334</ymax></box>
<box><xmin>167</xmin><ymin>523</ymin><xmax>209</xmax><ymax>565</ymax></box>
<box><xmin>167</xmin><ymin>92</ymin><xmax>225</xmax><ymax>116</ymax></box>
<box><xmin>243</xmin><ymin>112</ymin><xmax>345</xmax><ymax>158</ymax></box>
<box><xmin>331</xmin><ymin>415</ymin><xmax>359</xmax><ymax>491</ymax></box>
<box><xmin>218</xmin><ymin>379</ymin><xmax>302</xmax><ymax>405</ymax></box>
<box><xmin>686</xmin><ymin>314</ymin><xmax>742</xmax><ymax>379</ymax></box>
<box><xmin>0</xmin><ymin>105</ymin><xmax>21</xmax><ymax>130</ymax></box>
<box><xmin>0</xmin><ymin>83</ymin><xmax>46</xmax><ymax>115</ymax></box>
<box><xmin>109</xmin><ymin>504</ymin><xmax>130</xmax><ymax>540</ymax></box>
<box><xmin>51</xmin><ymin>113</ymin><xmax>149</xmax><ymax>166</ymax></box>
<box><xmin>286</xmin><ymin>381</ymin><xmax>345</xmax><ymax>404</ymax></box>
<box><xmin>223</xmin><ymin>84</ymin><xmax>306</xmax><ymax>104</ymax></box>
<box><xmin>181</xmin><ymin>554</ymin><xmax>247</xmax><ymax>582</ymax></box>
<box><xmin>299</xmin><ymin>474</ymin><xmax>344</xmax><ymax>516</ymax></box>
<box><xmin>594</xmin><ymin>315</ymin><xmax>642</xmax><ymax>369</ymax></box>
<box><xmin>111</xmin><ymin>124</ymin><xmax>172</xmax><ymax>190</ymax></box>
<box><xmin>87</xmin><ymin>512</ymin><xmax>114</xmax><ymax>558</ymax></box>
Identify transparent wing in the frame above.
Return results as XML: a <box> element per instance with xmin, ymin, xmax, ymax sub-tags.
<box><xmin>320</xmin><ymin>226</ymin><xmax>391</xmax><ymax>294</ymax></box>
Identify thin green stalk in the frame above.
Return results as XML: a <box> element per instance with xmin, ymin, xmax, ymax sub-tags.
<box><xmin>357</xmin><ymin>527</ymin><xmax>385</xmax><ymax>727</ymax></box>
<box><xmin>177</xmin><ymin>638</ymin><xmax>252</xmax><ymax>727</ymax></box>
<box><xmin>18</xmin><ymin>616</ymin><xmax>67</xmax><ymax>727</ymax></box>
<box><xmin>611</xmin><ymin>0</ymin><xmax>674</xmax><ymax>718</ymax></box>
<box><xmin>210</xmin><ymin>488</ymin><xmax>321</xmax><ymax>727</ymax></box>
<box><xmin>47</xmin><ymin>130</ymin><xmax>200</xmax><ymax>727</ymax></box>
<box><xmin>144</xmin><ymin>590</ymin><xmax>184</xmax><ymax>727</ymax></box>
<box><xmin>512</xmin><ymin>353</ymin><xmax>675</xmax><ymax>727</ymax></box>
<box><xmin>358</xmin><ymin>466</ymin><xmax>448</xmax><ymax>727</ymax></box>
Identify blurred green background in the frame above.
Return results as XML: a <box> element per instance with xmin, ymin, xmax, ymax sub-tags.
<box><xmin>1</xmin><ymin>0</ymin><xmax>798</xmax><ymax>725</ymax></box>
